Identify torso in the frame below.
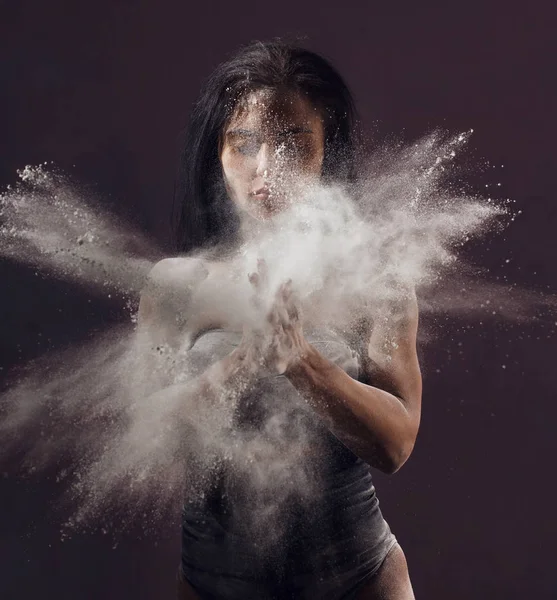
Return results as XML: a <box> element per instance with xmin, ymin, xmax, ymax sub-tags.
<box><xmin>159</xmin><ymin>257</ymin><xmax>398</xmax><ymax>591</ymax></box>
<box><xmin>179</xmin><ymin>321</ymin><xmax>397</xmax><ymax>592</ymax></box>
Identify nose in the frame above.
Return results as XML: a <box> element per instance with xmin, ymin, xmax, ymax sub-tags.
<box><xmin>255</xmin><ymin>142</ymin><xmax>272</xmax><ymax>179</ymax></box>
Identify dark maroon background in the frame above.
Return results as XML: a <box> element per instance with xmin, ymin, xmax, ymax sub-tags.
<box><xmin>1</xmin><ymin>2</ymin><xmax>556</xmax><ymax>599</ymax></box>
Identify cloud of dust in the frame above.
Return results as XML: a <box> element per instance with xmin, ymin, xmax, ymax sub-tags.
<box><xmin>0</xmin><ymin>132</ymin><xmax>544</xmax><ymax>548</ymax></box>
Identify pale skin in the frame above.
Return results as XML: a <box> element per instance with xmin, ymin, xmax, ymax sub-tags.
<box><xmin>140</xmin><ymin>89</ymin><xmax>420</xmax><ymax>599</ymax></box>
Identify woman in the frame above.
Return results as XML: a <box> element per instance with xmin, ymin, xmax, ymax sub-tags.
<box><xmin>139</xmin><ymin>40</ymin><xmax>421</xmax><ymax>599</ymax></box>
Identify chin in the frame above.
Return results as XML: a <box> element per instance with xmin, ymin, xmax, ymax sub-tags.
<box><xmin>245</xmin><ymin>198</ymin><xmax>288</xmax><ymax>220</ymax></box>
<box><xmin>248</xmin><ymin>207</ymin><xmax>275</xmax><ymax>221</ymax></box>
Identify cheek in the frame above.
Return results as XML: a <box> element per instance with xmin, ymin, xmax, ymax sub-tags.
<box><xmin>294</xmin><ymin>135</ymin><xmax>325</xmax><ymax>178</ymax></box>
<box><xmin>308</xmin><ymin>150</ymin><xmax>325</xmax><ymax>177</ymax></box>
<box><xmin>298</xmin><ymin>146</ymin><xmax>324</xmax><ymax>180</ymax></box>
<box><xmin>221</xmin><ymin>151</ymin><xmax>252</xmax><ymax>194</ymax></box>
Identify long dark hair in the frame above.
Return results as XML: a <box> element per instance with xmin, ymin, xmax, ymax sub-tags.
<box><xmin>172</xmin><ymin>39</ymin><xmax>359</xmax><ymax>254</ymax></box>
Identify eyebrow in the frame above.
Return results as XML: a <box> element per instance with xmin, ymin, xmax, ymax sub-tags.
<box><xmin>277</xmin><ymin>127</ymin><xmax>314</xmax><ymax>136</ymax></box>
<box><xmin>226</xmin><ymin>129</ymin><xmax>256</xmax><ymax>138</ymax></box>
<box><xmin>226</xmin><ymin>127</ymin><xmax>314</xmax><ymax>138</ymax></box>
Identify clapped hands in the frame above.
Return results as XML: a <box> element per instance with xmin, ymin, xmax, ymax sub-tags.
<box><xmin>233</xmin><ymin>259</ymin><xmax>311</xmax><ymax>377</ymax></box>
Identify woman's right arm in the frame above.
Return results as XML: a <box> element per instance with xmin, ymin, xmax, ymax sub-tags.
<box><xmin>136</xmin><ymin>257</ymin><xmax>259</xmax><ymax>415</ymax></box>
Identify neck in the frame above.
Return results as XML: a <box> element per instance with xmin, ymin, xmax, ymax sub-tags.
<box><xmin>238</xmin><ymin>210</ymin><xmax>279</xmax><ymax>243</ymax></box>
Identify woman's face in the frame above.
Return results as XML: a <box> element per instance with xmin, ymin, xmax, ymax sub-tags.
<box><xmin>220</xmin><ymin>89</ymin><xmax>325</xmax><ymax>220</ymax></box>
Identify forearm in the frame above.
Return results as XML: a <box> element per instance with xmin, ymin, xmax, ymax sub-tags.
<box><xmin>191</xmin><ymin>349</ymin><xmax>257</xmax><ymax>410</ymax></box>
<box><xmin>149</xmin><ymin>349</ymin><xmax>257</xmax><ymax>432</ymax></box>
<box><xmin>286</xmin><ymin>344</ymin><xmax>417</xmax><ymax>473</ymax></box>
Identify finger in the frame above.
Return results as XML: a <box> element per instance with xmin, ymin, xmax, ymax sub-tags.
<box><xmin>276</xmin><ymin>281</ymin><xmax>288</xmax><ymax>301</ymax></box>
<box><xmin>257</xmin><ymin>259</ymin><xmax>268</xmax><ymax>291</ymax></box>
<box><xmin>271</xmin><ymin>282</ymin><xmax>289</xmax><ymax>325</ymax></box>
<box><xmin>280</xmin><ymin>281</ymin><xmax>302</xmax><ymax>326</ymax></box>
<box><xmin>267</xmin><ymin>304</ymin><xmax>286</xmax><ymax>341</ymax></box>
<box><xmin>252</xmin><ymin>328</ymin><xmax>267</xmax><ymax>350</ymax></box>
<box><xmin>267</xmin><ymin>304</ymin><xmax>281</xmax><ymax>330</ymax></box>
<box><xmin>281</xmin><ymin>280</ymin><xmax>294</xmax><ymax>308</ymax></box>
<box><xmin>248</xmin><ymin>272</ymin><xmax>264</xmax><ymax>312</ymax></box>
<box><xmin>286</xmin><ymin>296</ymin><xmax>299</xmax><ymax>323</ymax></box>
<box><xmin>276</xmin><ymin>280</ymin><xmax>292</xmax><ymax>305</ymax></box>
<box><xmin>286</xmin><ymin>288</ymin><xmax>301</xmax><ymax>323</ymax></box>
<box><xmin>275</xmin><ymin>299</ymin><xmax>291</xmax><ymax>329</ymax></box>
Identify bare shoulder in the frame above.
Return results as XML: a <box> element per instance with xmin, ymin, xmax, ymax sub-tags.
<box><xmin>144</xmin><ymin>256</ymin><xmax>209</xmax><ymax>295</ymax></box>
<box><xmin>360</xmin><ymin>289</ymin><xmax>422</xmax><ymax>413</ymax></box>
<box><xmin>368</xmin><ymin>288</ymin><xmax>419</xmax><ymax>345</ymax></box>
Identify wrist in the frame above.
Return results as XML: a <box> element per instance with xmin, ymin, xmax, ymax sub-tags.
<box><xmin>285</xmin><ymin>341</ymin><xmax>322</xmax><ymax>381</ymax></box>
<box><xmin>226</xmin><ymin>347</ymin><xmax>259</xmax><ymax>380</ymax></box>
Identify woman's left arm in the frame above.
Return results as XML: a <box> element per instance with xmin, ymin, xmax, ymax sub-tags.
<box><xmin>285</xmin><ymin>293</ymin><xmax>422</xmax><ymax>474</ymax></box>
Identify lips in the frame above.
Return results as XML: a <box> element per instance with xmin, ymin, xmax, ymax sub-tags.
<box><xmin>250</xmin><ymin>187</ymin><xmax>270</xmax><ymax>200</ymax></box>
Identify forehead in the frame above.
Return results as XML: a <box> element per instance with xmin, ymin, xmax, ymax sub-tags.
<box><xmin>226</xmin><ymin>89</ymin><xmax>323</xmax><ymax>132</ymax></box>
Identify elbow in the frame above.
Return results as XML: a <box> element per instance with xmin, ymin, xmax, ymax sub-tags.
<box><xmin>384</xmin><ymin>402</ymin><xmax>421</xmax><ymax>474</ymax></box>
<box><xmin>376</xmin><ymin>426</ymin><xmax>418</xmax><ymax>475</ymax></box>
<box><xmin>382</xmin><ymin>442</ymin><xmax>414</xmax><ymax>474</ymax></box>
